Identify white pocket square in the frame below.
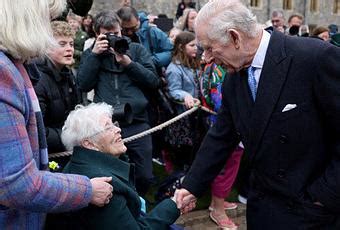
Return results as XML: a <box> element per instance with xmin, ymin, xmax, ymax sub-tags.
<box><xmin>282</xmin><ymin>104</ymin><xmax>297</xmax><ymax>112</ymax></box>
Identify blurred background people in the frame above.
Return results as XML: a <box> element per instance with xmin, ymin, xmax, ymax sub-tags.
<box><xmin>117</xmin><ymin>6</ymin><xmax>173</xmax><ymax>70</ymax></box>
<box><xmin>176</xmin><ymin>0</ymin><xmax>196</xmax><ymax>19</ymax></box>
<box><xmin>286</xmin><ymin>13</ymin><xmax>304</xmax><ymax>36</ymax></box>
<box><xmin>169</xmin><ymin>27</ymin><xmax>182</xmax><ymax>44</ymax></box>
<box><xmin>67</xmin><ymin>11</ymin><xmax>88</xmax><ymax>72</ymax></box>
<box><xmin>328</xmin><ymin>24</ymin><xmax>339</xmax><ymax>36</ymax></box>
<box><xmin>77</xmin><ymin>10</ymin><xmax>159</xmax><ymax>196</ymax></box>
<box><xmin>270</xmin><ymin>10</ymin><xmax>286</xmax><ymax>33</ymax></box>
<box><xmin>310</xmin><ymin>26</ymin><xmax>330</xmax><ymax>41</ymax></box>
<box><xmin>49</xmin><ymin>103</ymin><xmax>182</xmax><ymax>229</ymax></box>
<box><xmin>175</xmin><ymin>8</ymin><xmax>198</xmax><ymax>33</ymax></box>
<box><xmin>0</xmin><ymin>0</ymin><xmax>113</xmax><ymax>228</ymax></box>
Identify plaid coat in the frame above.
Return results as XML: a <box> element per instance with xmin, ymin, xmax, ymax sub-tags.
<box><xmin>0</xmin><ymin>52</ymin><xmax>92</xmax><ymax>230</ymax></box>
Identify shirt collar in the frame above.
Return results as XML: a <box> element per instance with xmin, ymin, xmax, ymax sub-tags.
<box><xmin>251</xmin><ymin>29</ymin><xmax>271</xmax><ymax>69</ymax></box>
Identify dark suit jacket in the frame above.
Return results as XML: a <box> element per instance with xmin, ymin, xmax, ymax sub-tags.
<box><xmin>182</xmin><ymin>31</ymin><xmax>340</xmax><ymax>228</ymax></box>
<box><xmin>57</xmin><ymin>146</ymin><xmax>180</xmax><ymax>230</ymax></box>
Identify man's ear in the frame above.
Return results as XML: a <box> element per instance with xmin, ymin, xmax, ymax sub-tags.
<box><xmin>228</xmin><ymin>29</ymin><xmax>241</xmax><ymax>49</ymax></box>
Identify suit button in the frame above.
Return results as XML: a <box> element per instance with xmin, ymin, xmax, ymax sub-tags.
<box><xmin>277</xmin><ymin>169</ymin><xmax>286</xmax><ymax>178</ymax></box>
<box><xmin>279</xmin><ymin>135</ymin><xmax>288</xmax><ymax>144</ymax></box>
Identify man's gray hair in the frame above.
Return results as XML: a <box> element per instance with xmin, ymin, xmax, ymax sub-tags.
<box><xmin>195</xmin><ymin>0</ymin><xmax>261</xmax><ymax>44</ymax></box>
<box><xmin>61</xmin><ymin>103</ymin><xmax>114</xmax><ymax>150</ymax></box>
<box><xmin>93</xmin><ymin>10</ymin><xmax>121</xmax><ymax>34</ymax></box>
<box><xmin>271</xmin><ymin>10</ymin><xmax>285</xmax><ymax>19</ymax></box>
<box><xmin>0</xmin><ymin>0</ymin><xmax>66</xmax><ymax>61</ymax></box>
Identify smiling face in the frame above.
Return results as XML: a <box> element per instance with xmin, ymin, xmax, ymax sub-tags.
<box><xmin>196</xmin><ymin>25</ymin><xmax>249</xmax><ymax>74</ymax></box>
<box><xmin>92</xmin><ymin>115</ymin><xmax>127</xmax><ymax>156</ymax></box>
<box><xmin>48</xmin><ymin>36</ymin><xmax>74</xmax><ymax>69</ymax></box>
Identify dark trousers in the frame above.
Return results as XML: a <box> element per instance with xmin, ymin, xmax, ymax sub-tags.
<box><xmin>122</xmin><ymin>122</ymin><xmax>153</xmax><ymax>196</ymax></box>
<box><xmin>246</xmin><ymin>188</ymin><xmax>339</xmax><ymax>230</ymax></box>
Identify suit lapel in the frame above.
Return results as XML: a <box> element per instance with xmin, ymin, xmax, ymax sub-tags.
<box><xmin>247</xmin><ymin>31</ymin><xmax>292</xmax><ymax>163</ymax></box>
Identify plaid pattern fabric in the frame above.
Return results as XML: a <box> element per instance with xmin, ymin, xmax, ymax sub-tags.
<box><xmin>0</xmin><ymin>52</ymin><xmax>92</xmax><ymax>229</ymax></box>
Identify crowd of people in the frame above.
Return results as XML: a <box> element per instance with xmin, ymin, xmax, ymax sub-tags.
<box><xmin>0</xmin><ymin>0</ymin><xmax>339</xmax><ymax>229</ymax></box>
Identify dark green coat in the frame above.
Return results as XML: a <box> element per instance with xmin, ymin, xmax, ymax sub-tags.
<box><xmin>63</xmin><ymin>146</ymin><xmax>180</xmax><ymax>230</ymax></box>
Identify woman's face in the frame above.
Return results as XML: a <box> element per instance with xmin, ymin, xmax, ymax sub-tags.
<box><xmin>82</xmin><ymin>16</ymin><xmax>92</xmax><ymax>27</ymax></box>
<box><xmin>185</xmin><ymin>39</ymin><xmax>197</xmax><ymax>58</ymax></box>
<box><xmin>93</xmin><ymin>115</ymin><xmax>127</xmax><ymax>156</ymax></box>
<box><xmin>187</xmin><ymin>10</ymin><xmax>197</xmax><ymax>32</ymax></box>
<box><xmin>318</xmin><ymin>31</ymin><xmax>330</xmax><ymax>41</ymax></box>
<box><xmin>48</xmin><ymin>36</ymin><xmax>74</xmax><ymax>69</ymax></box>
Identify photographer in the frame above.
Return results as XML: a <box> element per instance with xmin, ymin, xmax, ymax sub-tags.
<box><xmin>286</xmin><ymin>13</ymin><xmax>304</xmax><ymax>36</ymax></box>
<box><xmin>77</xmin><ymin>10</ymin><xmax>160</xmax><ymax>196</ymax></box>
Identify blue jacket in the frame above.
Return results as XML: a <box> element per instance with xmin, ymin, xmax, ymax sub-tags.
<box><xmin>165</xmin><ymin>62</ymin><xmax>199</xmax><ymax>113</ymax></box>
<box><xmin>137</xmin><ymin>13</ymin><xmax>173</xmax><ymax>68</ymax></box>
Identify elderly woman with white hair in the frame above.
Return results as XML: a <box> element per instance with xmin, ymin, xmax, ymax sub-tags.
<box><xmin>56</xmin><ymin>102</ymin><xmax>183</xmax><ymax>229</ymax></box>
<box><xmin>0</xmin><ymin>0</ymin><xmax>113</xmax><ymax>229</ymax></box>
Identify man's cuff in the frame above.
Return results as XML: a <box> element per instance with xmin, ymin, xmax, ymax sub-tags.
<box><xmin>308</xmin><ymin>177</ymin><xmax>340</xmax><ymax>212</ymax></box>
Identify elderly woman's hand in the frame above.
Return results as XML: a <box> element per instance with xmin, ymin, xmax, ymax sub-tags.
<box><xmin>90</xmin><ymin>177</ymin><xmax>113</xmax><ymax>207</ymax></box>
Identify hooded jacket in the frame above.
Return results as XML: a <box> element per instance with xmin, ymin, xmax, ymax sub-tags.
<box><xmin>136</xmin><ymin>13</ymin><xmax>173</xmax><ymax>68</ymax></box>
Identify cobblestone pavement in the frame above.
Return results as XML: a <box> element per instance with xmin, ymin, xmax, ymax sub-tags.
<box><xmin>176</xmin><ymin>203</ymin><xmax>246</xmax><ymax>230</ymax></box>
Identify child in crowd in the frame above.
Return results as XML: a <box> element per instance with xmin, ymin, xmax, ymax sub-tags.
<box><xmin>165</xmin><ymin>31</ymin><xmax>200</xmax><ymax>170</ymax></box>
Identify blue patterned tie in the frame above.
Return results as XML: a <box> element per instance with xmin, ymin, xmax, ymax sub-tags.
<box><xmin>248</xmin><ymin>66</ymin><xmax>257</xmax><ymax>101</ymax></box>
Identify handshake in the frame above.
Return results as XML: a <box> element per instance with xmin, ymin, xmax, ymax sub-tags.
<box><xmin>172</xmin><ymin>188</ymin><xmax>197</xmax><ymax>214</ymax></box>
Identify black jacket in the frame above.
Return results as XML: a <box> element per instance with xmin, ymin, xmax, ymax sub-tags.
<box><xmin>77</xmin><ymin>38</ymin><xmax>159</xmax><ymax>125</ymax></box>
<box><xmin>34</xmin><ymin>58</ymin><xmax>81</xmax><ymax>153</ymax></box>
<box><xmin>182</xmin><ymin>31</ymin><xmax>340</xmax><ymax>228</ymax></box>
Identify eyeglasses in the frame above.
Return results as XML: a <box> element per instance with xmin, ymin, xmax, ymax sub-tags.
<box><xmin>121</xmin><ymin>24</ymin><xmax>139</xmax><ymax>34</ymax></box>
<box><xmin>88</xmin><ymin>121</ymin><xmax>120</xmax><ymax>139</ymax></box>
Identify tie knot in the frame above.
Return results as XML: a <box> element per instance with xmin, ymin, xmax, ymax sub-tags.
<box><xmin>248</xmin><ymin>66</ymin><xmax>256</xmax><ymax>76</ymax></box>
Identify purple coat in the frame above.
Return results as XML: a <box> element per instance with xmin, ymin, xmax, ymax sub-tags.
<box><xmin>0</xmin><ymin>52</ymin><xmax>92</xmax><ymax>229</ymax></box>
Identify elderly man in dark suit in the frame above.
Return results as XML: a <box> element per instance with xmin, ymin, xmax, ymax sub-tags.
<box><xmin>175</xmin><ymin>0</ymin><xmax>340</xmax><ymax>229</ymax></box>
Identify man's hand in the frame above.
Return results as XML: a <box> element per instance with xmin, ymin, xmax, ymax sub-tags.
<box><xmin>174</xmin><ymin>188</ymin><xmax>197</xmax><ymax>213</ymax></box>
<box><xmin>113</xmin><ymin>50</ymin><xmax>132</xmax><ymax>66</ymax></box>
<box><xmin>92</xmin><ymin>34</ymin><xmax>109</xmax><ymax>55</ymax></box>
<box><xmin>90</xmin><ymin>177</ymin><xmax>113</xmax><ymax>207</ymax></box>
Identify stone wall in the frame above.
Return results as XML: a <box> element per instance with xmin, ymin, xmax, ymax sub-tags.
<box><xmin>90</xmin><ymin>0</ymin><xmax>339</xmax><ymax>27</ymax></box>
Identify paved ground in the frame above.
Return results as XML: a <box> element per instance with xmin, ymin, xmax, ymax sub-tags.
<box><xmin>176</xmin><ymin>203</ymin><xmax>246</xmax><ymax>229</ymax></box>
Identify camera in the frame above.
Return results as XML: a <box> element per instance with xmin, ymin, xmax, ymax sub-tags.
<box><xmin>288</xmin><ymin>25</ymin><xmax>300</xmax><ymax>36</ymax></box>
<box><xmin>112</xmin><ymin>103</ymin><xmax>133</xmax><ymax>124</ymax></box>
<box><xmin>105</xmin><ymin>32</ymin><xmax>129</xmax><ymax>55</ymax></box>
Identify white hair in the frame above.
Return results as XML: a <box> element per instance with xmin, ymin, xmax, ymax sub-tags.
<box><xmin>195</xmin><ymin>0</ymin><xmax>262</xmax><ymax>44</ymax></box>
<box><xmin>0</xmin><ymin>0</ymin><xmax>66</xmax><ymax>62</ymax></box>
<box><xmin>49</xmin><ymin>0</ymin><xmax>67</xmax><ymax>20</ymax></box>
<box><xmin>61</xmin><ymin>103</ymin><xmax>114</xmax><ymax>151</ymax></box>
